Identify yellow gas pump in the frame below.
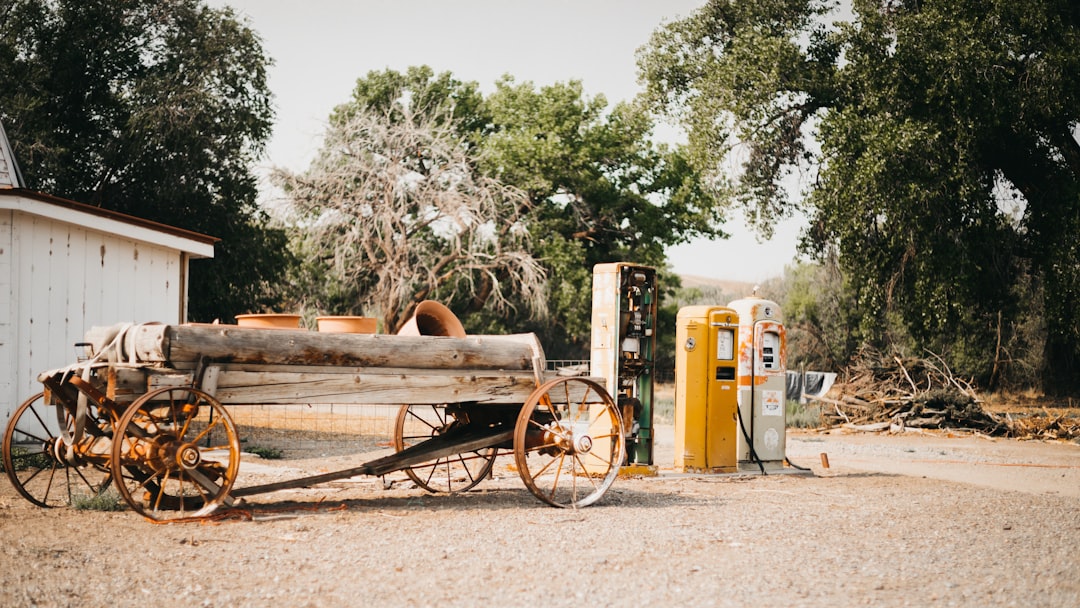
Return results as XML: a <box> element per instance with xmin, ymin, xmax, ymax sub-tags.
<box><xmin>729</xmin><ymin>297</ymin><xmax>787</xmax><ymax>471</ymax></box>
<box><xmin>590</xmin><ymin>263</ymin><xmax>657</xmax><ymax>472</ymax></box>
<box><xmin>673</xmin><ymin>306</ymin><xmax>740</xmax><ymax>473</ymax></box>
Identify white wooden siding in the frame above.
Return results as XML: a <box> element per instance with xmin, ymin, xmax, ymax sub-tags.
<box><xmin>0</xmin><ymin>210</ymin><xmax>13</xmax><ymax>424</ymax></box>
<box><xmin>5</xmin><ymin>211</ymin><xmax>185</xmax><ymax>420</ymax></box>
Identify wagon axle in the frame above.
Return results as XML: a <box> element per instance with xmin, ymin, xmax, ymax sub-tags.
<box><xmin>534</xmin><ymin>422</ymin><xmax>595</xmax><ymax>457</ymax></box>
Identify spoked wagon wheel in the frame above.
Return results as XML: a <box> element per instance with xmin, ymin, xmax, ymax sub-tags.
<box><xmin>394</xmin><ymin>404</ymin><xmax>497</xmax><ymax>493</ymax></box>
<box><xmin>2</xmin><ymin>392</ymin><xmax>112</xmax><ymax>508</ymax></box>
<box><xmin>110</xmin><ymin>387</ymin><xmax>240</xmax><ymax>521</ymax></box>
<box><xmin>513</xmin><ymin>377</ymin><xmax>625</xmax><ymax>508</ymax></box>
<box><xmin>2</xmin><ymin>390</ymin><xmax>112</xmax><ymax>509</ymax></box>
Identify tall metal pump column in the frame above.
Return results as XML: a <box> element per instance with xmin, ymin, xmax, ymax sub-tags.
<box><xmin>590</xmin><ymin>263</ymin><xmax>658</xmax><ymax>468</ymax></box>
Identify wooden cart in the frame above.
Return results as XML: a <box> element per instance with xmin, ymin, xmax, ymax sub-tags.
<box><xmin>2</xmin><ymin>322</ymin><xmax>625</xmax><ymax>521</ymax></box>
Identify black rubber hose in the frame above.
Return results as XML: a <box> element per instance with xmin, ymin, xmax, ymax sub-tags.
<box><xmin>736</xmin><ymin>405</ymin><xmax>767</xmax><ymax>475</ymax></box>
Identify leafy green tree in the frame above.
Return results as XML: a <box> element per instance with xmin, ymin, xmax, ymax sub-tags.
<box><xmin>320</xmin><ymin>67</ymin><xmax>725</xmax><ymax>358</ymax></box>
<box><xmin>481</xmin><ymin>78</ymin><xmax>724</xmax><ymax>352</ymax></box>
<box><xmin>640</xmin><ymin>0</ymin><xmax>1080</xmax><ymax>392</ymax></box>
<box><xmin>770</xmin><ymin>256</ymin><xmax>863</xmax><ymax>371</ymax></box>
<box><xmin>0</xmin><ymin>0</ymin><xmax>287</xmax><ymax>321</ymax></box>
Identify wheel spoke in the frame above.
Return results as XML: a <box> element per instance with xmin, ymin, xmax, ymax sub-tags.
<box><xmin>152</xmin><ymin>471</ymin><xmax>171</xmax><ymax>512</ymax></box>
<box><xmin>11</xmin><ymin>447</ymin><xmax>48</xmax><ymax>463</ymax></box>
<box><xmin>70</xmin><ymin>461</ymin><xmax>104</xmax><ymax>493</ymax></box>
<box><xmin>530</xmin><ymin>452</ymin><xmax>562</xmax><ymax>479</ymax></box>
<box><xmin>406</xmin><ymin>410</ymin><xmax>439</xmax><ymax>433</ymax></box>
<box><xmin>454</xmin><ymin>453</ymin><xmax>478</xmax><ymax>484</ymax></box>
<box><xmin>570</xmin><ymin>453</ymin><xmax>602</xmax><ymax>489</ymax></box>
<box><xmin>43</xmin><ymin>464</ymin><xmax>58</xmax><ymax>500</ymax></box>
<box><xmin>12</xmin><ymin>428</ymin><xmax>51</xmax><ymax>445</ymax></box>
<box><xmin>547</xmin><ymin>452</ymin><xmax>567</xmax><ymax>500</ymax></box>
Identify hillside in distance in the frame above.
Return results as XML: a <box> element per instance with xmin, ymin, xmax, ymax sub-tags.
<box><xmin>677</xmin><ymin>274</ymin><xmax>758</xmax><ymax>298</ymax></box>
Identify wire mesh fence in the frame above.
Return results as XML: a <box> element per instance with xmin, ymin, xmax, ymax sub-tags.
<box><xmin>226</xmin><ymin>403</ymin><xmax>400</xmax><ymax>459</ymax></box>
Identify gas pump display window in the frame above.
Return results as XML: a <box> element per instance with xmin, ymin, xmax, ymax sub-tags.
<box><xmin>761</xmin><ymin>331</ymin><xmax>779</xmax><ymax>370</ymax></box>
<box><xmin>716</xmin><ymin>328</ymin><xmax>734</xmax><ymax>360</ymax></box>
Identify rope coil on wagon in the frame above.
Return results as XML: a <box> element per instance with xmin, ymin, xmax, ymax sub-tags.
<box><xmin>58</xmin><ymin>322</ymin><xmax>136</xmax><ymax>461</ymax></box>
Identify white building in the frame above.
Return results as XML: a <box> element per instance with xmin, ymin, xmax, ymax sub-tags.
<box><xmin>0</xmin><ymin>121</ymin><xmax>217</xmax><ymax>421</ymax></box>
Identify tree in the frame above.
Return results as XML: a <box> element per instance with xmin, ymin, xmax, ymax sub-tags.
<box><xmin>479</xmin><ymin>77</ymin><xmax>727</xmax><ymax>357</ymax></box>
<box><xmin>771</xmin><ymin>256</ymin><xmax>864</xmax><ymax>372</ymax></box>
<box><xmin>332</xmin><ymin>68</ymin><xmax>725</xmax><ymax>358</ymax></box>
<box><xmin>640</xmin><ymin>0</ymin><xmax>1080</xmax><ymax>392</ymax></box>
<box><xmin>0</xmin><ymin>0</ymin><xmax>287</xmax><ymax>321</ymax></box>
<box><xmin>271</xmin><ymin>106</ymin><xmax>546</xmax><ymax>334</ymax></box>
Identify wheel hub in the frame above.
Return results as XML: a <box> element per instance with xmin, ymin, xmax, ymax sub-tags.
<box><xmin>48</xmin><ymin>437</ymin><xmax>71</xmax><ymax>466</ymax></box>
<box><xmin>176</xmin><ymin>444</ymin><xmax>202</xmax><ymax>470</ymax></box>
<box><xmin>540</xmin><ymin>422</ymin><xmax>594</xmax><ymax>455</ymax></box>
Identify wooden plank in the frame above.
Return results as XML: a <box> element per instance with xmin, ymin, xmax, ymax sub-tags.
<box><xmin>24</xmin><ymin>216</ymin><xmax>52</xmax><ymax>398</ymax></box>
<box><xmin>210</xmin><ymin>368</ymin><xmax>538</xmax><ymax>405</ymax></box>
<box><xmin>0</xmin><ymin>210</ymin><xmax>13</xmax><ymax>418</ymax></box>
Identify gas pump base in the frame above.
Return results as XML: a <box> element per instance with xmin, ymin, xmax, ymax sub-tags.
<box><xmin>676</xmin><ymin>465</ymin><xmax>738</xmax><ymax>475</ymax></box>
<box><xmin>738</xmin><ymin>460</ymin><xmax>787</xmax><ymax>473</ymax></box>
<box><xmin>662</xmin><ymin>465</ymin><xmax>812</xmax><ymax>479</ymax></box>
<box><xmin>619</xmin><ymin>464</ymin><xmax>659</xmax><ymax>477</ymax></box>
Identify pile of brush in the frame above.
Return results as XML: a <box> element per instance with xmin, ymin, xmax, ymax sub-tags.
<box><xmin>1005</xmin><ymin>409</ymin><xmax>1080</xmax><ymax>441</ymax></box>
<box><xmin>810</xmin><ymin>348</ymin><xmax>1075</xmax><ymax>438</ymax></box>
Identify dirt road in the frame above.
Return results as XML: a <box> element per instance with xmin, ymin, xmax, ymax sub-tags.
<box><xmin>1</xmin><ymin>427</ymin><xmax>1078</xmax><ymax>607</ymax></box>
<box><xmin>786</xmin><ymin>428</ymin><xmax>1080</xmax><ymax>498</ymax></box>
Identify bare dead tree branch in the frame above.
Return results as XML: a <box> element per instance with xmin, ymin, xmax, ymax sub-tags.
<box><xmin>272</xmin><ymin>107</ymin><xmax>547</xmax><ymax>331</ymax></box>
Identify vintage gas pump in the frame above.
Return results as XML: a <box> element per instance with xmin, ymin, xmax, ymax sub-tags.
<box><xmin>673</xmin><ymin>306</ymin><xmax>740</xmax><ymax>472</ymax></box>
<box><xmin>729</xmin><ymin>296</ymin><xmax>787</xmax><ymax>471</ymax></box>
<box><xmin>590</xmin><ymin>263</ymin><xmax>657</xmax><ymax>469</ymax></box>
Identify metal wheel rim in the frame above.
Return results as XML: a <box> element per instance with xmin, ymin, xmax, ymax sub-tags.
<box><xmin>513</xmin><ymin>377</ymin><xmax>624</xmax><ymax>508</ymax></box>
<box><xmin>2</xmin><ymin>392</ymin><xmax>112</xmax><ymax>508</ymax></box>
<box><xmin>393</xmin><ymin>403</ymin><xmax>497</xmax><ymax>493</ymax></box>
<box><xmin>110</xmin><ymin>387</ymin><xmax>240</xmax><ymax>521</ymax></box>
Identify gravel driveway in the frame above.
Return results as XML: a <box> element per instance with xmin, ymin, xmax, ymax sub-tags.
<box><xmin>2</xmin><ymin>426</ymin><xmax>1077</xmax><ymax>607</ymax></box>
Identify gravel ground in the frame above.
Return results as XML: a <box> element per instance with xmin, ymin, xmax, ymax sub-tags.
<box><xmin>2</xmin><ymin>427</ymin><xmax>1078</xmax><ymax>608</ymax></box>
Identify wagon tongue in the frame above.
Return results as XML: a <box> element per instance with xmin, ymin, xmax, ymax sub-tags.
<box><xmin>363</xmin><ymin>424</ymin><xmax>513</xmax><ymax>476</ymax></box>
<box><xmin>229</xmin><ymin>424</ymin><xmax>514</xmax><ymax>499</ymax></box>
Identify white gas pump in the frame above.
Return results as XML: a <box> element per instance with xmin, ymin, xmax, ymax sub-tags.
<box><xmin>729</xmin><ymin>296</ymin><xmax>787</xmax><ymax>471</ymax></box>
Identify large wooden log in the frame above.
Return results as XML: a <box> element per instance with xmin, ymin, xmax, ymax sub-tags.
<box><xmin>85</xmin><ymin>323</ymin><xmax>544</xmax><ymax>371</ymax></box>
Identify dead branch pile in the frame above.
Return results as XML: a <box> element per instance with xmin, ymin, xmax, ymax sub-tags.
<box><xmin>1005</xmin><ymin>410</ymin><xmax>1080</xmax><ymax>441</ymax></box>
<box><xmin>812</xmin><ymin>348</ymin><xmax>1080</xmax><ymax>439</ymax></box>
<box><xmin>814</xmin><ymin>348</ymin><xmax>1008</xmax><ymax>435</ymax></box>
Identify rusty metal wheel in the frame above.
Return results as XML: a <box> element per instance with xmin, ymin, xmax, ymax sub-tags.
<box><xmin>513</xmin><ymin>377</ymin><xmax>625</xmax><ymax>508</ymax></box>
<box><xmin>2</xmin><ymin>392</ymin><xmax>112</xmax><ymax>508</ymax></box>
<box><xmin>110</xmin><ymin>387</ymin><xmax>240</xmax><ymax>521</ymax></box>
<box><xmin>393</xmin><ymin>404</ymin><xmax>497</xmax><ymax>493</ymax></box>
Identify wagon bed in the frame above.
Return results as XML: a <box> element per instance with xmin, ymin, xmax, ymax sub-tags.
<box><xmin>3</xmin><ymin>322</ymin><xmax>625</xmax><ymax>521</ymax></box>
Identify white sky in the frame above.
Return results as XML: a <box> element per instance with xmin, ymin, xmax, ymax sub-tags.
<box><xmin>211</xmin><ymin>0</ymin><xmax>805</xmax><ymax>283</ymax></box>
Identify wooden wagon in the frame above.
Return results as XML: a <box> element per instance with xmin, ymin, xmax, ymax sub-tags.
<box><xmin>2</xmin><ymin>321</ymin><xmax>625</xmax><ymax>521</ymax></box>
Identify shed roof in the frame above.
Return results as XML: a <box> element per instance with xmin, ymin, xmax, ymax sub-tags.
<box><xmin>0</xmin><ymin>188</ymin><xmax>218</xmax><ymax>257</ymax></box>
